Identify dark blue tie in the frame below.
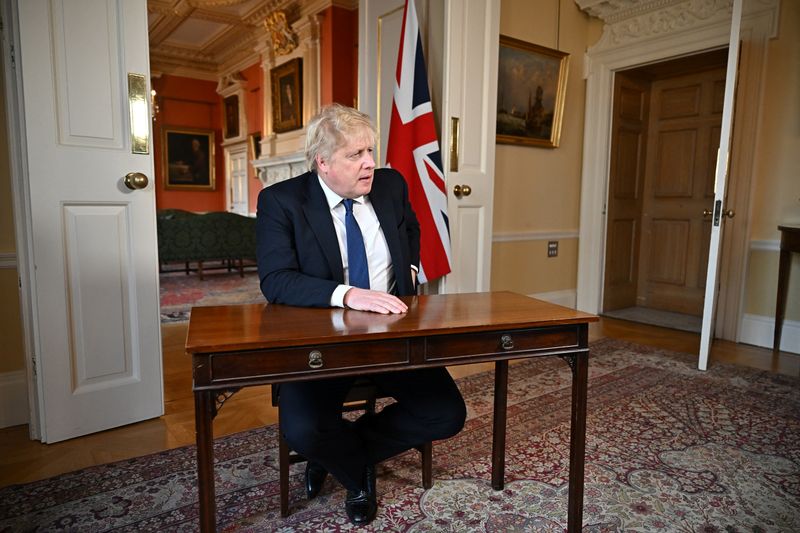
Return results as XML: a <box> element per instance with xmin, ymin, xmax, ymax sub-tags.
<box><xmin>343</xmin><ymin>199</ymin><xmax>370</xmax><ymax>289</ymax></box>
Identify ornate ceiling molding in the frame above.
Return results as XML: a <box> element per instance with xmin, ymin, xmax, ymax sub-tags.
<box><xmin>148</xmin><ymin>0</ymin><xmax>348</xmax><ymax>78</ymax></box>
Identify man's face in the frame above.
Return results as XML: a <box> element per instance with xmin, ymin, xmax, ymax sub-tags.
<box><xmin>316</xmin><ymin>131</ymin><xmax>375</xmax><ymax>199</ymax></box>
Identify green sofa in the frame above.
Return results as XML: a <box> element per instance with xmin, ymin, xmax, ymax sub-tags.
<box><xmin>156</xmin><ymin>209</ymin><xmax>257</xmax><ymax>279</ymax></box>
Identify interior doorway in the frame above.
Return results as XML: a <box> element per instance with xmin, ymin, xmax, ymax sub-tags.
<box><xmin>602</xmin><ymin>49</ymin><xmax>729</xmax><ymax>333</ymax></box>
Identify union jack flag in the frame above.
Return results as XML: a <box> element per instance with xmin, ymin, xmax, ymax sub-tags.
<box><xmin>386</xmin><ymin>0</ymin><xmax>451</xmax><ymax>283</ymax></box>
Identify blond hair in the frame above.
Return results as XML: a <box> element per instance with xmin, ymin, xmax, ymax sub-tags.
<box><xmin>305</xmin><ymin>103</ymin><xmax>377</xmax><ymax>171</ymax></box>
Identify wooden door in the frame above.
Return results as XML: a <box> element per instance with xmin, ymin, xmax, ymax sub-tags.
<box><xmin>15</xmin><ymin>0</ymin><xmax>163</xmax><ymax>442</ymax></box>
<box><xmin>603</xmin><ymin>73</ymin><xmax>650</xmax><ymax>311</ymax></box>
<box><xmin>637</xmin><ymin>67</ymin><xmax>726</xmax><ymax>316</ymax></box>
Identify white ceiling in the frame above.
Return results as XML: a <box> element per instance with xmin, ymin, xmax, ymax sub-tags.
<box><xmin>148</xmin><ymin>0</ymin><xmax>359</xmax><ymax>81</ymax></box>
<box><xmin>147</xmin><ymin>0</ymin><xmax>288</xmax><ymax>80</ymax></box>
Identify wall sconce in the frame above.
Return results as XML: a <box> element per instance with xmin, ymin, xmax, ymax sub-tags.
<box><xmin>151</xmin><ymin>89</ymin><xmax>160</xmax><ymax>121</ymax></box>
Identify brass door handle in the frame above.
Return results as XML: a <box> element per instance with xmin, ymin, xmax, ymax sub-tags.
<box><xmin>124</xmin><ymin>172</ymin><xmax>149</xmax><ymax>190</ymax></box>
<box><xmin>702</xmin><ymin>209</ymin><xmax>712</xmax><ymax>217</ymax></box>
<box><xmin>723</xmin><ymin>209</ymin><xmax>735</xmax><ymax>218</ymax></box>
<box><xmin>453</xmin><ymin>184</ymin><xmax>472</xmax><ymax>198</ymax></box>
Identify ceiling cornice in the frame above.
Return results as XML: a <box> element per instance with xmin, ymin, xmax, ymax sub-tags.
<box><xmin>148</xmin><ymin>0</ymin><xmax>349</xmax><ymax>79</ymax></box>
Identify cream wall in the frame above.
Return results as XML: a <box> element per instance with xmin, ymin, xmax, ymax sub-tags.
<box><xmin>0</xmin><ymin>50</ymin><xmax>25</xmax><ymax>374</ymax></box>
<box><xmin>744</xmin><ymin>0</ymin><xmax>800</xmax><ymax>321</ymax></box>
<box><xmin>491</xmin><ymin>0</ymin><xmax>601</xmax><ymax>296</ymax></box>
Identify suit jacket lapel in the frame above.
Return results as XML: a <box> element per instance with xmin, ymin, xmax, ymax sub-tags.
<box><xmin>369</xmin><ymin>179</ymin><xmax>407</xmax><ymax>294</ymax></box>
<box><xmin>302</xmin><ymin>174</ymin><xmax>345</xmax><ymax>283</ymax></box>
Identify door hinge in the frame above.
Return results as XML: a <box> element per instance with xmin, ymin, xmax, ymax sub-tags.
<box><xmin>31</xmin><ymin>354</ymin><xmax>38</xmax><ymax>378</ymax></box>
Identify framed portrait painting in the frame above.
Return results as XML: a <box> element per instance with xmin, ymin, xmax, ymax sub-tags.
<box><xmin>163</xmin><ymin>128</ymin><xmax>215</xmax><ymax>190</ymax></box>
<box><xmin>496</xmin><ymin>35</ymin><xmax>569</xmax><ymax>148</ymax></box>
<box><xmin>271</xmin><ymin>58</ymin><xmax>303</xmax><ymax>133</ymax></box>
<box><xmin>224</xmin><ymin>95</ymin><xmax>240</xmax><ymax>139</ymax></box>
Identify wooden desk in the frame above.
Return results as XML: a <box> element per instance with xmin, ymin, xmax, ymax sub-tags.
<box><xmin>774</xmin><ymin>225</ymin><xmax>800</xmax><ymax>354</ymax></box>
<box><xmin>186</xmin><ymin>291</ymin><xmax>598</xmax><ymax>532</ymax></box>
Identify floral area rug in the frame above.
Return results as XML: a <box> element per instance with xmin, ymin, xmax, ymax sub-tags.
<box><xmin>1</xmin><ymin>339</ymin><xmax>798</xmax><ymax>532</ymax></box>
<box><xmin>159</xmin><ymin>270</ymin><xmax>264</xmax><ymax>323</ymax></box>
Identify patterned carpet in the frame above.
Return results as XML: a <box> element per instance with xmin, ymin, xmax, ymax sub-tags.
<box><xmin>1</xmin><ymin>339</ymin><xmax>798</xmax><ymax>532</ymax></box>
<box><xmin>159</xmin><ymin>270</ymin><xmax>264</xmax><ymax>323</ymax></box>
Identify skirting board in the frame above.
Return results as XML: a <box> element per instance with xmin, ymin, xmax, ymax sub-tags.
<box><xmin>739</xmin><ymin>314</ymin><xmax>800</xmax><ymax>355</ymax></box>
<box><xmin>529</xmin><ymin>289</ymin><xmax>577</xmax><ymax>309</ymax></box>
<box><xmin>0</xmin><ymin>370</ymin><xmax>29</xmax><ymax>428</ymax></box>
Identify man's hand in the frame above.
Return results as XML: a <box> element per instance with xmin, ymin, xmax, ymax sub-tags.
<box><xmin>344</xmin><ymin>288</ymin><xmax>408</xmax><ymax>314</ymax></box>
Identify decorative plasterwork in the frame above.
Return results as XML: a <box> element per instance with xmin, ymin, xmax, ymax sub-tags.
<box><xmin>264</xmin><ymin>10</ymin><xmax>299</xmax><ymax>56</ymax></box>
<box><xmin>575</xmin><ymin>0</ymin><xmax>779</xmax><ymax>50</ymax></box>
<box><xmin>216</xmin><ymin>71</ymin><xmax>247</xmax><ymax>96</ymax></box>
<box><xmin>148</xmin><ymin>0</ymin><xmax>351</xmax><ymax>78</ymax></box>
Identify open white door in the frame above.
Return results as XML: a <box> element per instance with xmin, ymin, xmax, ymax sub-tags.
<box><xmin>698</xmin><ymin>0</ymin><xmax>743</xmax><ymax>371</ymax></box>
<box><xmin>14</xmin><ymin>0</ymin><xmax>163</xmax><ymax>442</ymax></box>
<box><xmin>440</xmin><ymin>0</ymin><xmax>499</xmax><ymax>293</ymax></box>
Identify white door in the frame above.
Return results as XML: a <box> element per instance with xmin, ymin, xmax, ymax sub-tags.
<box><xmin>360</xmin><ymin>0</ymin><xmax>499</xmax><ymax>293</ymax></box>
<box><xmin>15</xmin><ymin>0</ymin><xmax>163</xmax><ymax>442</ymax></box>
<box><xmin>440</xmin><ymin>0</ymin><xmax>499</xmax><ymax>293</ymax></box>
<box><xmin>698</xmin><ymin>0</ymin><xmax>742</xmax><ymax>371</ymax></box>
<box><xmin>227</xmin><ymin>144</ymin><xmax>248</xmax><ymax>215</ymax></box>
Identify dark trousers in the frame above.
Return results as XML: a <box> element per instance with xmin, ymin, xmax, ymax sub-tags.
<box><xmin>278</xmin><ymin>367</ymin><xmax>466</xmax><ymax>491</ymax></box>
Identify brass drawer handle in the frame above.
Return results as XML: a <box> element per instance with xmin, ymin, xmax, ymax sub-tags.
<box><xmin>500</xmin><ymin>335</ymin><xmax>514</xmax><ymax>351</ymax></box>
<box><xmin>308</xmin><ymin>350</ymin><xmax>324</xmax><ymax>369</ymax></box>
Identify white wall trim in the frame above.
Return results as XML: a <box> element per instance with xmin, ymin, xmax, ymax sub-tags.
<box><xmin>750</xmin><ymin>239</ymin><xmax>780</xmax><ymax>252</ymax></box>
<box><xmin>529</xmin><ymin>289</ymin><xmax>577</xmax><ymax>309</ymax></box>
<box><xmin>493</xmin><ymin>230</ymin><xmax>579</xmax><ymax>243</ymax></box>
<box><xmin>739</xmin><ymin>314</ymin><xmax>800</xmax><ymax>355</ymax></box>
<box><xmin>0</xmin><ymin>252</ymin><xmax>17</xmax><ymax>269</ymax></box>
<box><xmin>0</xmin><ymin>370</ymin><xmax>29</xmax><ymax>428</ymax></box>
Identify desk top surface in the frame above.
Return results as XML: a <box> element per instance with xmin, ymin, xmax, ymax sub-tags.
<box><xmin>186</xmin><ymin>291</ymin><xmax>597</xmax><ymax>354</ymax></box>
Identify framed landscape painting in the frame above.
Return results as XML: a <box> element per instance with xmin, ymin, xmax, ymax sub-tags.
<box><xmin>496</xmin><ymin>35</ymin><xmax>569</xmax><ymax>148</ymax></box>
<box><xmin>163</xmin><ymin>128</ymin><xmax>215</xmax><ymax>190</ymax></box>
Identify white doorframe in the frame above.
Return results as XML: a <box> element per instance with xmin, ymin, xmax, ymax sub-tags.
<box><xmin>575</xmin><ymin>1</ymin><xmax>780</xmax><ymax>336</ymax></box>
<box><xmin>1</xmin><ymin>0</ymin><xmax>41</xmax><ymax>438</ymax></box>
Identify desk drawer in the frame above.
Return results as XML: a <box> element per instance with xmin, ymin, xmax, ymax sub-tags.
<box><xmin>208</xmin><ymin>339</ymin><xmax>410</xmax><ymax>383</ymax></box>
<box><xmin>425</xmin><ymin>326</ymin><xmax>578</xmax><ymax>362</ymax></box>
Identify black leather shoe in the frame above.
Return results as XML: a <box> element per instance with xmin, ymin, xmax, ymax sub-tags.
<box><xmin>345</xmin><ymin>489</ymin><xmax>377</xmax><ymax>525</ymax></box>
<box><xmin>305</xmin><ymin>462</ymin><xmax>328</xmax><ymax>499</ymax></box>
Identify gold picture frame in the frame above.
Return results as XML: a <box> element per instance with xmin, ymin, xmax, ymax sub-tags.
<box><xmin>496</xmin><ymin>35</ymin><xmax>569</xmax><ymax>148</ymax></box>
<box><xmin>271</xmin><ymin>58</ymin><xmax>303</xmax><ymax>133</ymax></box>
<box><xmin>163</xmin><ymin>128</ymin><xmax>215</xmax><ymax>190</ymax></box>
<box><xmin>248</xmin><ymin>132</ymin><xmax>262</xmax><ymax>160</ymax></box>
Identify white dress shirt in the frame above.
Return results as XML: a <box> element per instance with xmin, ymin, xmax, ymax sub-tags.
<box><xmin>317</xmin><ymin>176</ymin><xmax>396</xmax><ymax>307</ymax></box>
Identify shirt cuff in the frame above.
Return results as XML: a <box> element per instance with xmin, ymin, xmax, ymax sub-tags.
<box><xmin>330</xmin><ymin>284</ymin><xmax>352</xmax><ymax>308</ymax></box>
<box><xmin>410</xmin><ymin>265</ymin><xmax>419</xmax><ymax>272</ymax></box>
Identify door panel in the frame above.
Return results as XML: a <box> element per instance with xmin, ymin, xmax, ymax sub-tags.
<box><xmin>603</xmin><ymin>73</ymin><xmax>649</xmax><ymax>311</ymax></box>
<box><xmin>638</xmin><ymin>66</ymin><xmax>726</xmax><ymax>316</ymax></box>
<box><xmin>18</xmin><ymin>0</ymin><xmax>162</xmax><ymax>442</ymax></box>
<box><xmin>441</xmin><ymin>0</ymin><xmax>499</xmax><ymax>293</ymax></box>
<box><xmin>227</xmin><ymin>145</ymin><xmax>248</xmax><ymax>215</ymax></box>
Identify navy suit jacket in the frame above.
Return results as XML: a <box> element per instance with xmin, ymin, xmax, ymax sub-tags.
<box><xmin>256</xmin><ymin>168</ymin><xmax>421</xmax><ymax>307</ymax></box>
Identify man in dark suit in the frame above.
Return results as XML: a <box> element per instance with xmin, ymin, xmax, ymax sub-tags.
<box><xmin>256</xmin><ymin>104</ymin><xmax>466</xmax><ymax>525</ymax></box>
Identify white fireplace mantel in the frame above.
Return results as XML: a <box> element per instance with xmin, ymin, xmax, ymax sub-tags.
<box><xmin>253</xmin><ymin>151</ymin><xmax>307</xmax><ymax>188</ymax></box>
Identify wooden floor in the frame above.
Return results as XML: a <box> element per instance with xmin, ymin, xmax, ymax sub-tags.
<box><xmin>0</xmin><ymin>317</ymin><xmax>796</xmax><ymax>489</ymax></box>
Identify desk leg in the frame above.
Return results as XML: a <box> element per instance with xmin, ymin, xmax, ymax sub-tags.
<box><xmin>773</xmin><ymin>248</ymin><xmax>791</xmax><ymax>355</ymax></box>
<box><xmin>567</xmin><ymin>351</ymin><xmax>589</xmax><ymax>533</ymax></box>
<box><xmin>195</xmin><ymin>390</ymin><xmax>216</xmax><ymax>533</ymax></box>
<box><xmin>491</xmin><ymin>360</ymin><xmax>509</xmax><ymax>490</ymax></box>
